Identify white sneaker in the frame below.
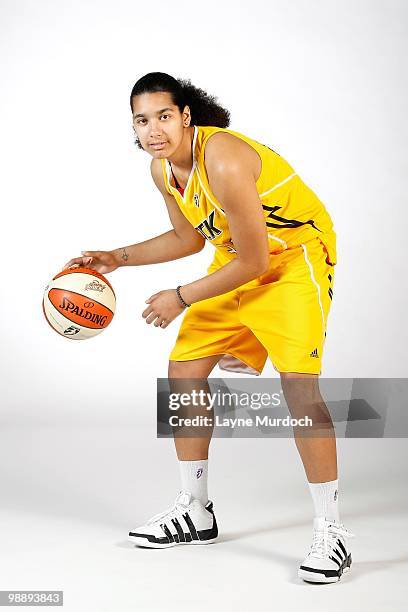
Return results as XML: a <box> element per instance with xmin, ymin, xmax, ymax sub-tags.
<box><xmin>298</xmin><ymin>517</ymin><xmax>354</xmax><ymax>583</ymax></box>
<box><xmin>128</xmin><ymin>490</ymin><xmax>218</xmax><ymax>548</ymax></box>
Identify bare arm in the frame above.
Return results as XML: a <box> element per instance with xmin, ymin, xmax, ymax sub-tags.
<box><xmin>111</xmin><ymin>159</ymin><xmax>204</xmax><ymax>266</ymax></box>
<box><xmin>179</xmin><ymin>133</ymin><xmax>269</xmax><ymax>305</ymax></box>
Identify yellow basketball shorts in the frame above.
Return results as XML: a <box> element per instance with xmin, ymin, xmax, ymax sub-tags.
<box><xmin>169</xmin><ymin>237</ymin><xmax>335</xmax><ymax>375</ymax></box>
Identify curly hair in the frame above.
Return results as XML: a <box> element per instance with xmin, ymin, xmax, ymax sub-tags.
<box><xmin>130</xmin><ymin>72</ymin><xmax>231</xmax><ymax>149</ymax></box>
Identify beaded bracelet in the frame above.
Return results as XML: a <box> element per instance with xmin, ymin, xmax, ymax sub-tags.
<box><xmin>176</xmin><ymin>285</ymin><xmax>191</xmax><ymax>308</ymax></box>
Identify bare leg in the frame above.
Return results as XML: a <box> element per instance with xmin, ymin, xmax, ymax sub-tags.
<box><xmin>168</xmin><ymin>355</ymin><xmax>221</xmax><ymax>460</ymax></box>
<box><xmin>280</xmin><ymin>372</ymin><xmax>337</xmax><ymax>483</ymax></box>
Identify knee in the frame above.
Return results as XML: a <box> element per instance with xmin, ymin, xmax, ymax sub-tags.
<box><xmin>168</xmin><ymin>356</ymin><xmax>219</xmax><ymax>379</ymax></box>
<box><xmin>168</xmin><ymin>360</ymin><xmax>196</xmax><ymax>379</ymax></box>
<box><xmin>280</xmin><ymin>372</ymin><xmax>319</xmax><ymax>390</ymax></box>
<box><xmin>280</xmin><ymin>372</ymin><xmax>319</xmax><ymax>404</ymax></box>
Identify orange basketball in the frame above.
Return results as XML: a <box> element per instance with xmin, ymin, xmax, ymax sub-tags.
<box><xmin>43</xmin><ymin>266</ymin><xmax>116</xmax><ymax>340</ymax></box>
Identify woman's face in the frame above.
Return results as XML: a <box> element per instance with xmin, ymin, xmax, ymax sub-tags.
<box><xmin>132</xmin><ymin>91</ymin><xmax>189</xmax><ymax>158</ymax></box>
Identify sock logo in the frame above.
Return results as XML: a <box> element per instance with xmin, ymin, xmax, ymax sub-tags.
<box><xmin>196</xmin><ymin>468</ymin><xmax>203</xmax><ymax>479</ymax></box>
<box><xmin>334</xmin><ymin>489</ymin><xmax>338</xmax><ymax>501</ymax></box>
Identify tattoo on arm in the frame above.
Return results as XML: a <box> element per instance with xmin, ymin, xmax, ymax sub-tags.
<box><xmin>121</xmin><ymin>248</ymin><xmax>129</xmax><ymax>263</ymax></box>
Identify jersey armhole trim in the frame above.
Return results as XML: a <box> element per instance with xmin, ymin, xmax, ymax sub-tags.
<box><xmin>202</xmin><ymin>128</ymin><xmax>264</xmax><ymax>191</ymax></box>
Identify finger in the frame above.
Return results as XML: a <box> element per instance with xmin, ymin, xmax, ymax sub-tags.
<box><xmin>145</xmin><ymin>312</ymin><xmax>159</xmax><ymax>325</ymax></box>
<box><xmin>154</xmin><ymin>317</ymin><xmax>166</xmax><ymax>327</ymax></box>
<box><xmin>63</xmin><ymin>257</ymin><xmax>86</xmax><ymax>270</ymax></box>
<box><xmin>145</xmin><ymin>293</ymin><xmax>158</xmax><ymax>304</ymax></box>
<box><xmin>159</xmin><ymin>319</ymin><xmax>169</xmax><ymax>329</ymax></box>
<box><xmin>142</xmin><ymin>305</ymin><xmax>154</xmax><ymax>318</ymax></box>
<box><xmin>81</xmin><ymin>252</ymin><xmax>100</xmax><ymax>268</ymax></box>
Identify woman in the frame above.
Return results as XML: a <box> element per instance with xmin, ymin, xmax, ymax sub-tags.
<box><xmin>64</xmin><ymin>72</ymin><xmax>353</xmax><ymax>583</ymax></box>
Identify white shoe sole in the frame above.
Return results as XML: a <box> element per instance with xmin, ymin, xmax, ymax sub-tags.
<box><xmin>298</xmin><ymin>565</ymin><xmax>351</xmax><ymax>584</ymax></box>
<box><xmin>128</xmin><ymin>535</ymin><xmax>218</xmax><ymax>548</ymax></box>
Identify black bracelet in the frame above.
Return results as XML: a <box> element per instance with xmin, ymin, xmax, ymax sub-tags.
<box><xmin>176</xmin><ymin>285</ymin><xmax>191</xmax><ymax>308</ymax></box>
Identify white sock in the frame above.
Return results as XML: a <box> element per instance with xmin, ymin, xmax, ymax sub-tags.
<box><xmin>308</xmin><ymin>479</ymin><xmax>340</xmax><ymax>522</ymax></box>
<box><xmin>179</xmin><ymin>459</ymin><xmax>208</xmax><ymax>505</ymax></box>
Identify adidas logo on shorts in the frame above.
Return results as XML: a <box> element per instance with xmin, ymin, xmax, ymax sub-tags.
<box><xmin>310</xmin><ymin>348</ymin><xmax>319</xmax><ymax>358</ymax></box>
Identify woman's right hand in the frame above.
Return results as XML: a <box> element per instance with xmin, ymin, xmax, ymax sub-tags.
<box><xmin>62</xmin><ymin>250</ymin><xmax>120</xmax><ymax>274</ymax></box>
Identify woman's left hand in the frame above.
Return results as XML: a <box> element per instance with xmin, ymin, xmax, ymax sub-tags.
<box><xmin>142</xmin><ymin>289</ymin><xmax>186</xmax><ymax>328</ymax></box>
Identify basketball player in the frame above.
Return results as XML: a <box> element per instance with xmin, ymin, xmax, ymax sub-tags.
<box><xmin>64</xmin><ymin>72</ymin><xmax>354</xmax><ymax>583</ymax></box>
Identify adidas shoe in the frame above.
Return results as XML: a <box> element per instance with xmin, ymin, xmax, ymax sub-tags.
<box><xmin>128</xmin><ymin>490</ymin><xmax>218</xmax><ymax>548</ymax></box>
<box><xmin>298</xmin><ymin>517</ymin><xmax>354</xmax><ymax>583</ymax></box>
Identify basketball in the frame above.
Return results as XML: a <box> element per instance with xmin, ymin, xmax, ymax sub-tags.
<box><xmin>42</xmin><ymin>266</ymin><xmax>116</xmax><ymax>340</ymax></box>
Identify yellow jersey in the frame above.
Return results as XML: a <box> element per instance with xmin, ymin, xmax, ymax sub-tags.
<box><xmin>160</xmin><ymin>125</ymin><xmax>336</xmax><ymax>269</ymax></box>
